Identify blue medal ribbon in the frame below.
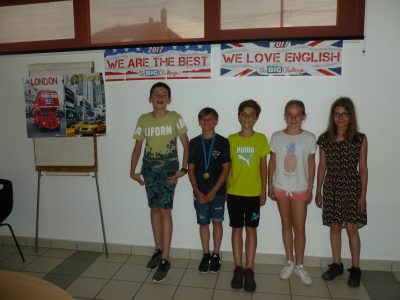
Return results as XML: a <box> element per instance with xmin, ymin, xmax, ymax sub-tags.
<box><xmin>201</xmin><ymin>134</ymin><xmax>216</xmax><ymax>175</ymax></box>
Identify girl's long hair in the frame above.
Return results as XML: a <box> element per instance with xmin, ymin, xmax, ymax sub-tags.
<box><xmin>324</xmin><ymin>97</ymin><xmax>359</xmax><ymax>142</ymax></box>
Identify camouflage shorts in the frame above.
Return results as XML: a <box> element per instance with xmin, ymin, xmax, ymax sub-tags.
<box><xmin>142</xmin><ymin>167</ymin><xmax>177</xmax><ymax>209</ymax></box>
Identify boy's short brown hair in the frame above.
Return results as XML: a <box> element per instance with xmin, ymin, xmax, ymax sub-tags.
<box><xmin>150</xmin><ymin>82</ymin><xmax>171</xmax><ymax>98</ymax></box>
<box><xmin>238</xmin><ymin>99</ymin><xmax>261</xmax><ymax>117</ymax></box>
<box><xmin>198</xmin><ymin>107</ymin><xmax>219</xmax><ymax>120</ymax></box>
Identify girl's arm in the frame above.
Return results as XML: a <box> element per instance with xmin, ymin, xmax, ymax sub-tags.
<box><xmin>130</xmin><ymin>139</ymin><xmax>145</xmax><ymax>185</ymax></box>
<box><xmin>358</xmin><ymin>137</ymin><xmax>368</xmax><ymax>214</ymax></box>
<box><xmin>306</xmin><ymin>153</ymin><xmax>316</xmax><ymax>204</ymax></box>
<box><xmin>267</xmin><ymin>151</ymin><xmax>276</xmax><ymax>200</ymax></box>
<box><xmin>315</xmin><ymin>148</ymin><xmax>327</xmax><ymax>208</ymax></box>
<box><xmin>260</xmin><ymin>155</ymin><xmax>267</xmax><ymax>206</ymax></box>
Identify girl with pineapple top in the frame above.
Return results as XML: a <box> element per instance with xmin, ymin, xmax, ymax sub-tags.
<box><xmin>268</xmin><ymin>100</ymin><xmax>316</xmax><ymax>285</ymax></box>
<box><xmin>316</xmin><ymin>97</ymin><xmax>368</xmax><ymax>288</ymax></box>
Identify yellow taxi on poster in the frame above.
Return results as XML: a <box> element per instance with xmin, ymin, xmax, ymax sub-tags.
<box><xmin>71</xmin><ymin>120</ymin><xmax>89</xmax><ymax>133</ymax></box>
<box><xmin>79</xmin><ymin>120</ymin><xmax>106</xmax><ymax>135</ymax></box>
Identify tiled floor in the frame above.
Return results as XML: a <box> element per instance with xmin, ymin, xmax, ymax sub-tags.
<box><xmin>1</xmin><ymin>244</ymin><xmax>399</xmax><ymax>300</ymax></box>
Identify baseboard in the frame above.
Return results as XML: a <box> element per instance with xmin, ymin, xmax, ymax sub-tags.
<box><xmin>1</xmin><ymin>235</ymin><xmax>398</xmax><ymax>272</ymax></box>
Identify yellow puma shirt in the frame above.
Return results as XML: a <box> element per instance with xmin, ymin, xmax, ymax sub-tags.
<box><xmin>227</xmin><ymin>132</ymin><xmax>270</xmax><ymax>197</ymax></box>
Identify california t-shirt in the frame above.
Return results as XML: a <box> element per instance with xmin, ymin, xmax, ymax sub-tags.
<box><xmin>133</xmin><ymin>111</ymin><xmax>188</xmax><ymax>172</ymax></box>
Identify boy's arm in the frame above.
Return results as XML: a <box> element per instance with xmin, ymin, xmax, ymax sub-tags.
<box><xmin>205</xmin><ymin>162</ymin><xmax>230</xmax><ymax>202</ymax></box>
<box><xmin>188</xmin><ymin>163</ymin><xmax>206</xmax><ymax>203</ymax></box>
<box><xmin>267</xmin><ymin>152</ymin><xmax>276</xmax><ymax>200</ymax></box>
<box><xmin>315</xmin><ymin>147</ymin><xmax>326</xmax><ymax>208</ymax></box>
<box><xmin>307</xmin><ymin>153</ymin><xmax>316</xmax><ymax>204</ymax></box>
<box><xmin>130</xmin><ymin>139</ymin><xmax>145</xmax><ymax>185</ymax></box>
<box><xmin>167</xmin><ymin>132</ymin><xmax>189</xmax><ymax>183</ymax></box>
<box><xmin>179</xmin><ymin>132</ymin><xmax>189</xmax><ymax>170</ymax></box>
<box><xmin>260</xmin><ymin>155</ymin><xmax>267</xmax><ymax>206</ymax></box>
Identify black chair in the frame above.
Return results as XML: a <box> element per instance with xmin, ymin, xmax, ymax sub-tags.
<box><xmin>0</xmin><ymin>179</ymin><xmax>25</xmax><ymax>262</ymax></box>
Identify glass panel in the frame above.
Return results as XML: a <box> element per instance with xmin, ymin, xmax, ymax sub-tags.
<box><xmin>90</xmin><ymin>0</ymin><xmax>204</xmax><ymax>44</ymax></box>
<box><xmin>284</xmin><ymin>0</ymin><xmax>337</xmax><ymax>27</ymax></box>
<box><xmin>221</xmin><ymin>0</ymin><xmax>281</xmax><ymax>30</ymax></box>
<box><xmin>0</xmin><ymin>1</ymin><xmax>74</xmax><ymax>43</ymax></box>
<box><xmin>221</xmin><ymin>0</ymin><xmax>337</xmax><ymax>30</ymax></box>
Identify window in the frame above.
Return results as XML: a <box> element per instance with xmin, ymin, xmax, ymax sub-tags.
<box><xmin>221</xmin><ymin>0</ymin><xmax>282</xmax><ymax>30</ymax></box>
<box><xmin>283</xmin><ymin>0</ymin><xmax>337</xmax><ymax>27</ymax></box>
<box><xmin>0</xmin><ymin>0</ymin><xmax>365</xmax><ymax>54</ymax></box>
<box><xmin>0</xmin><ymin>1</ymin><xmax>74</xmax><ymax>43</ymax></box>
<box><xmin>90</xmin><ymin>0</ymin><xmax>204</xmax><ymax>44</ymax></box>
<box><xmin>221</xmin><ymin>0</ymin><xmax>337</xmax><ymax>30</ymax></box>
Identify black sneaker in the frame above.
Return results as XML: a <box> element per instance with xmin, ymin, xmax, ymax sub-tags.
<box><xmin>322</xmin><ymin>262</ymin><xmax>344</xmax><ymax>281</ymax></box>
<box><xmin>152</xmin><ymin>258</ymin><xmax>171</xmax><ymax>282</ymax></box>
<box><xmin>198</xmin><ymin>253</ymin><xmax>211</xmax><ymax>273</ymax></box>
<box><xmin>244</xmin><ymin>268</ymin><xmax>256</xmax><ymax>292</ymax></box>
<box><xmin>209</xmin><ymin>252</ymin><xmax>221</xmax><ymax>273</ymax></box>
<box><xmin>347</xmin><ymin>266</ymin><xmax>361</xmax><ymax>287</ymax></box>
<box><xmin>147</xmin><ymin>249</ymin><xmax>162</xmax><ymax>270</ymax></box>
<box><xmin>231</xmin><ymin>266</ymin><xmax>243</xmax><ymax>289</ymax></box>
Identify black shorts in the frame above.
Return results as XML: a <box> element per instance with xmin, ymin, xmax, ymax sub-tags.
<box><xmin>227</xmin><ymin>194</ymin><xmax>260</xmax><ymax>228</ymax></box>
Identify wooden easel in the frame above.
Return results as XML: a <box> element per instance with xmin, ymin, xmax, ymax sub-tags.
<box><xmin>33</xmin><ymin>136</ymin><xmax>108</xmax><ymax>257</ymax></box>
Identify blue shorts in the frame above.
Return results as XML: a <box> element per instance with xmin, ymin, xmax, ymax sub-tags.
<box><xmin>194</xmin><ymin>194</ymin><xmax>225</xmax><ymax>225</ymax></box>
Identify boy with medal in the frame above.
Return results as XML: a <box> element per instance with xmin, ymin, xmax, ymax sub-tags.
<box><xmin>188</xmin><ymin>107</ymin><xmax>230</xmax><ymax>273</ymax></box>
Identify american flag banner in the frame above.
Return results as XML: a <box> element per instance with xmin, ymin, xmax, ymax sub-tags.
<box><xmin>104</xmin><ymin>48</ymin><xmax>128</xmax><ymax>82</ymax></box>
<box><xmin>221</xmin><ymin>40</ymin><xmax>342</xmax><ymax>77</ymax></box>
<box><xmin>104</xmin><ymin>45</ymin><xmax>211</xmax><ymax>81</ymax></box>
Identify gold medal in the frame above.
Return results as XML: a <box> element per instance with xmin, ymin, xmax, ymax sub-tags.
<box><xmin>201</xmin><ymin>135</ymin><xmax>215</xmax><ymax>181</ymax></box>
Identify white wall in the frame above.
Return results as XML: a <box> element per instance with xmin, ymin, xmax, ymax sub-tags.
<box><xmin>1</xmin><ymin>0</ymin><xmax>399</xmax><ymax>261</ymax></box>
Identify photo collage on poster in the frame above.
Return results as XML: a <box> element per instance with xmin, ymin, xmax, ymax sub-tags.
<box><xmin>24</xmin><ymin>73</ymin><xmax>106</xmax><ymax>138</ymax></box>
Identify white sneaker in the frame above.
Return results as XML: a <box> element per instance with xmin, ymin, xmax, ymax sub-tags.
<box><xmin>295</xmin><ymin>265</ymin><xmax>312</xmax><ymax>285</ymax></box>
<box><xmin>280</xmin><ymin>261</ymin><xmax>295</xmax><ymax>279</ymax></box>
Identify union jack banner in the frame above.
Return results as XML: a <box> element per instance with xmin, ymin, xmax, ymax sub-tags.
<box><xmin>104</xmin><ymin>45</ymin><xmax>211</xmax><ymax>81</ymax></box>
<box><xmin>221</xmin><ymin>40</ymin><xmax>342</xmax><ymax>77</ymax></box>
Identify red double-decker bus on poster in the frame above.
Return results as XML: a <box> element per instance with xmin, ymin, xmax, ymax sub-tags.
<box><xmin>32</xmin><ymin>90</ymin><xmax>61</xmax><ymax>130</ymax></box>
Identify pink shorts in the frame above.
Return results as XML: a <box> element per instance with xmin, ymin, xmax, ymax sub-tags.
<box><xmin>274</xmin><ymin>188</ymin><xmax>308</xmax><ymax>201</ymax></box>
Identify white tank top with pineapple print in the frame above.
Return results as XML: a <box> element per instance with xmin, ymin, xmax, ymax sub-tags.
<box><xmin>270</xmin><ymin>130</ymin><xmax>316</xmax><ymax>193</ymax></box>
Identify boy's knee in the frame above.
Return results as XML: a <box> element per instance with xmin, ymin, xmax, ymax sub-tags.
<box><xmin>232</xmin><ymin>227</ymin><xmax>243</xmax><ymax>234</ymax></box>
<box><xmin>159</xmin><ymin>208</ymin><xmax>172</xmax><ymax>217</ymax></box>
<box><xmin>245</xmin><ymin>226</ymin><xmax>257</xmax><ymax>235</ymax></box>
<box><xmin>198</xmin><ymin>220</ymin><xmax>211</xmax><ymax>226</ymax></box>
<box><xmin>150</xmin><ymin>208</ymin><xmax>161</xmax><ymax>215</ymax></box>
<box><xmin>212</xmin><ymin>219</ymin><xmax>223</xmax><ymax>226</ymax></box>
